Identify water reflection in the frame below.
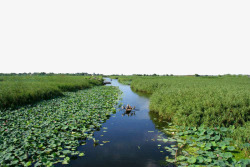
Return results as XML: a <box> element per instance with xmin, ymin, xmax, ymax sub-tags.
<box><xmin>122</xmin><ymin>109</ymin><xmax>136</xmax><ymax>117</ymax></box>
<box><xmin>149</xmin><ymin>111</ymin><xmax>169</xmax><ymax>131</ymax></box>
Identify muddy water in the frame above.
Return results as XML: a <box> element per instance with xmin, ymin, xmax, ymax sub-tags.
<box><xmin>60</xmin><ymin>78</ymin><xmax>171</xmax><ymax>167</ymax></box>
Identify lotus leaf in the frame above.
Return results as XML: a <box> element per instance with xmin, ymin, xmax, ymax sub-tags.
<box><xmin>0</xmin><ymin>86</ymin><xmax>120</xmax><ymax>166</ymax></box>
<box><xmin>187</xmin><ymin>157</ymin><xmax>196</xmax><ymax>164</ymax></box>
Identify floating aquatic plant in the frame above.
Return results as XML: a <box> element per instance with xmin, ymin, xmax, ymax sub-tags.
<box><xmin>0</xmin><ymin>86</ymin><xmax>120</xmax><ymax>166</ymax></box>
<box><xmin>158</xmin><ymin>124</ymin><xmax>250</xmax><ymax>166</ymax></box>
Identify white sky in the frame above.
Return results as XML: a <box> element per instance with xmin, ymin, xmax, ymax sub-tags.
<box><xmin>0</xmin><ymin>0</ymin><xmax>249</xmax><ymax>75</ymax></box>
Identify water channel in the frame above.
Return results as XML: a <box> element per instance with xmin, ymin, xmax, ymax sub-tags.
<box><xmin>59</xmin><ymin>78</ymin><xmax>171</xmax><ymax>167</ymax></box>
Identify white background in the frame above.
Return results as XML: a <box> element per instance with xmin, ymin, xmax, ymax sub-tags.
<box><xmin>0</xmin><ymin>0</ymin><xmax>249</xmax><ymax>75</ymax></box>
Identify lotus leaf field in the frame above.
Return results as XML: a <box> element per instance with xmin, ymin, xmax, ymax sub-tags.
<box><xmin>0</xmin><ymin>86</ymin><xmax>120</xmax><ymax>166</ymax></box>
<box><xmin>157</xmin><ymin>124</ymin><xmax>250</xmax><ymax>166</ymax></box>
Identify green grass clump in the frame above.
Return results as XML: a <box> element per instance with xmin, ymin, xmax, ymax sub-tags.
<box><xmin>109</xmin><ymin>76</ymin><xmax>136</xmax><ymax>85</ymax></box>
<box><xmin>0</xmin><ymin>75</ymin><xmax>103</xmax><ymax>110</ymax></box>
<box><xmin>118</xmin><ymin>76</ymin><xmax>137</xmax><ymax>85</ymax></box>
<box><xmin>109</xmin><ymin>76</ymin><xmax>119</xmax><ymax>79</ymax></box>
<box><xmin>150</xmin><ymin>85</ymin><xmax>249</xmax><ymax>127</ymax></box>
<box><xmin>128</xmin><ymin>76</ymin><xmax>250</xmax><ymax>143</ymax></box>
<box><xmin>0</xmin><ymin>86</ymin><xmax>120</xmax><ymax>166</ymax></box>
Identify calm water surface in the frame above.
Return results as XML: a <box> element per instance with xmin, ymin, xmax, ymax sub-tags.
<box><xmin>57</xmin><ymin>78</ymin><xmax>171</xmax><ymax>167</ymax></box>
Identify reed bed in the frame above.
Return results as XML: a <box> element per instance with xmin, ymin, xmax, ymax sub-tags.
<box><xmin>0</xmin><ymin>75</ymin><xmax>103</xmax><ymax>110</ymax></box>
<box><xmin>125</xmin><ymin>75</ymin><xmax>249</xmax><ymax>144</ymax></box>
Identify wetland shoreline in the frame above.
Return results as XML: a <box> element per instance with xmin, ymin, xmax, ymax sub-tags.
<box><xmin>0</xmin><ymin>77</ymin><xmax>249</xmax><ymax>166</ymax></box>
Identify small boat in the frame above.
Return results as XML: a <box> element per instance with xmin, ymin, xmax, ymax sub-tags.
<box><xmin>126</xmin><ymin>108</ymin><xmax>132</xmax><ymax>112</ymax></box>
<box><xmin>125</xmin><ymin>104</ymin><xmax>133</xmax><ymax>112</ymax></box>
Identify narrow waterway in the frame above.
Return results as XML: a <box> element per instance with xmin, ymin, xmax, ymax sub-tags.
<box><xmin>61</xmin><ymin>78</ymin><xmax>171</xmax><ymax>167</ymax></box>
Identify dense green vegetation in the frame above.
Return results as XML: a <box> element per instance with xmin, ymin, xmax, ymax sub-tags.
<box><xmin>115</xmin><ymin>75</ymin><xmax>250</xmax><ymax>162</ymax></box>
<box><xmin>150</xmin><ymin>110</ymin><xmax>250</xmax><ymax>166</ymax></box>
<box><xmin>158</xmin><ymin>123</ymin><xmax>250</xmax><ymax>166</ymax></box>
<box><xmin>1</xmin><ymin>74</ymin><xmax>249</xmax><ymax>166</ymax></box>
<box><xmin>131</xmin><ymin>76</ymin><xmax>249</xmax><ymax>141</ymax></box>
<box><xmin>0</xmin><ymin>75</ymin><xmax>103</xmax><ymax>110</ymax></box>
<box><xmin>117</xmin><ymin>76</ymin><xmax>136</xmax><ymax>85</ymax></box>
<box><xmin>0</xmin><ymin>86</ymin><xmax>120</xmax><ymax>166</ymax></box>
<box><xmin>110</xmin><ymin>75</ymin><xmax>142</xmax><ymax>85</ymax></box>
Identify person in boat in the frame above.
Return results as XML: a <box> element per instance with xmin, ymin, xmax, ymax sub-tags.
<box><xmin>126</xmin><ymin>104</ymin><xmax>132</xmax><ymax>110</ymax></box>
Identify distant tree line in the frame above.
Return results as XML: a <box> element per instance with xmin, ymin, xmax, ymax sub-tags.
<box><xmin>0</xmin><ymin>72</ymin><xmax>103</xmax><ymax>76</ymax></box>
<box><xmin>1</xmin><ymin>73</ymin><xmax>247</xmax><ymax>77</ymax></box>
<box><xmin>130</xmin><ymin>74</ymin><xmax>247</xmax><ymax>77</ymax></box>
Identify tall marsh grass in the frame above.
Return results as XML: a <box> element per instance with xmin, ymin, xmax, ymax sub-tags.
<box><xmin>0</xmin><ymin>75</ymin><xmax>103</xmax><ymax>110</ymax></box>
<box><xmin>129</xmin><ymin>76</ymin><xmax>250</xmax><ymax>143</ymax></box>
